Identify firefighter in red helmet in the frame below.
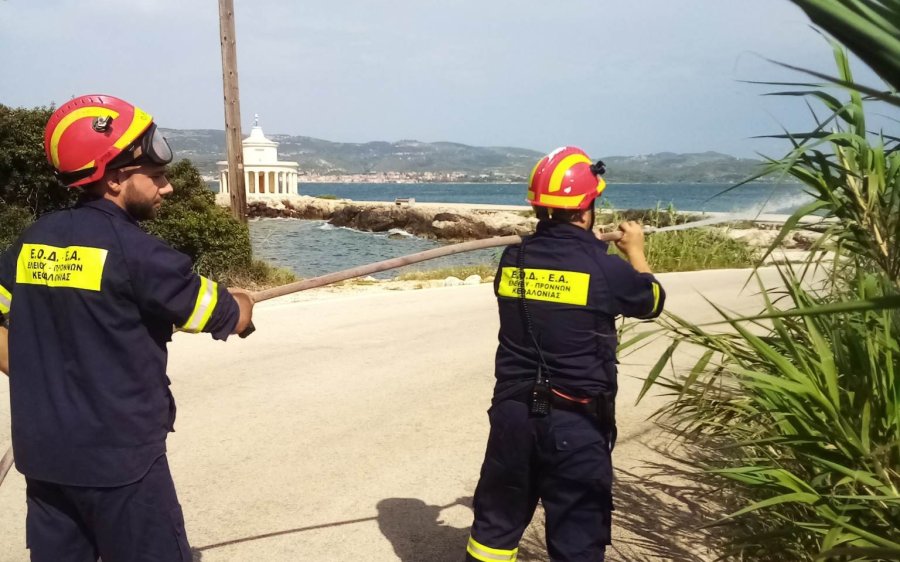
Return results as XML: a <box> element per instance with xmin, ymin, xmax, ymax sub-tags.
<box><xmin>0</xmin><ymin>94</ymin><xmax>254</xmax><ymax>561</ymax></box>
<box><xmin>464</xmin><ymin>147</ymin><xmax>665</xmax><ymax>561</ymax></box>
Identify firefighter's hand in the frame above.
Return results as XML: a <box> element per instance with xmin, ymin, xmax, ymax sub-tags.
<box><xmin>615</xmin><ymin>221</ymin><xmax>646</xmax><ymax>256</ymax></box>
<box><xmin>616</xmin><ymin>221</ymin><xmax>652</xmax><ymax>273</ymax></box>
<box><xmin>228</xmin><ymin>288</ymin><xmax>255</xmax><ymax>336</ymax></box>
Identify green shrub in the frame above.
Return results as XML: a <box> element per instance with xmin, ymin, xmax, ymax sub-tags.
<box><xmin>145</xmin><ymin>160</ymin><xmax>296</xmax><ymax>288</ymax></box>
<box><xmin>0</xmin><ymin>104</ymin><xmax>76</xmax><ymax>216</ymax></box>
<box><xmin>0</xmin><ymin>204</ymin><xmax>32</xmax><ymax>252</ymax></box>
<box><xmin>145</xmin><ymin>160</ymin><xmax>253</xmax><ymax>281</ymax></box>
<box><xmin>312</xmin><ymin>194</ymin><xmax>339</xmax><ymax>200</ymax></box>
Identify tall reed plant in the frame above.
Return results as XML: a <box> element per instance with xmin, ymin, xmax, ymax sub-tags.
<box><xmin>631</xmin><ymin>263</ymin><xmax>899</xmax><ymax>560</ymax></box>
<box><xmin>779</xmin><ymin>0</ymin><xmax>900</xmax><ymax>105</ymax></box>
<box><xmin>626</xmin><ymin>41</ymin><xmax>900</xmax><ymax>561</ymax></box>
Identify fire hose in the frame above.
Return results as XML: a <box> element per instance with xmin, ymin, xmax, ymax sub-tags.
<box><xmin>0</xmin><ymin>447</ymin><xmax>12</xmax><ymax>487</ymax></box>
<box><xmin>0</xmin><ymin>214</ymin><xmax>744</xmax><ymax>487</ymax></box>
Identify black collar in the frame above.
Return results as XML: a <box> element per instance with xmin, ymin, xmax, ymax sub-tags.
<box><xmin>77</xmin><ymin>197</ymin><xmax>139</xmax><ymax>226</ymax></box>
<box><xmin>534</xmin><ymin>220</ymin><xmax>603</xmax><ymax>245</ymax></box>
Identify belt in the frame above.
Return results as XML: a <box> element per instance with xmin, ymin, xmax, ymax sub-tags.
<box><xmin>550</xmin><ymin>389</ymin><xmax>600</xmax><ymax>416</ymax></box>
<box><xmin>550</xmin><ymin>389</ymin><xmax>617</xmax><ymax>443</ymax></box>
<box><xmin>505</xmin><ymin>387</ymin><xmax>615</xmax><ymax>427</ymax></box>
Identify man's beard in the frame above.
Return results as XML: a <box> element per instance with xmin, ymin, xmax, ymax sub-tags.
<box><xmin>124</xmin><ymin>194</ymin><xmax>158</xmax><ymax>221</ymax></box>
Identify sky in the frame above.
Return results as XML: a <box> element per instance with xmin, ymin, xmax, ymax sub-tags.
<box><xmin>0</xmin><ymin>0</ymin><xmax>889</xmax><ymax>158</ymax></box>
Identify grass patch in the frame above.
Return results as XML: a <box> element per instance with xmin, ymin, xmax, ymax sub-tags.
<box><xmin>602</xmin><ymin>206</ymin><xmax>758</xmax><ymax>272</ymax></box>
<box><xmin>612</xmin><ymin>229</ymin><xmax>758</xmax><ymax>272</ymax></box>
<box><xmin>312</xmin><ymin>194</ymin><xmax>340</xmax><ymax>200</ymax></box>
<box><xmin>394</xmin><ymin>205</ymin><xmax>758</xmax><ymax>281</ymax></box>
<box><xmin>395</xmin><ymin>263</ymin><xmax>497</xmax><ymax>281</ymax></box>
<box><xmin>596</xmin><ymin>203</ymin><xmax>701</xmax><ymax>228</ymax></box>
<box><xmin>220</xmin><ymin>259</ymin><xmax>297</xmax><ymax>290</ymax></box>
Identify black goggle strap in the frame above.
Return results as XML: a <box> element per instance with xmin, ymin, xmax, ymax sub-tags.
<box><xmin>55</xmin><ymin>167</ymin><xmax>96</xmax><ymax>186</ymax></box>
<box><xmin>140</xmin><ymin>124</ymin><xmax>173</xmax><ymax>165</ymax></box>
<box><xmin>106</xmin><ymin>124</ymin><xmax>173</xmax><ymax>171</ymax></box>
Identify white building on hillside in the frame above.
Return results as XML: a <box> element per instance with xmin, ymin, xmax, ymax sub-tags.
<box><xmin>217</xmin><ymin>116</ymin><xmax>299</xmax><ymax>197</ymax></box>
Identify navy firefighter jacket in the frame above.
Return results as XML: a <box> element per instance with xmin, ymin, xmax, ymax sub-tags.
<box><xmin>493</xmin><ymin>220</ymin><xmax>665</xmax><ymax>400</ymax></box>
<box><xmin>0</xmin><ymin>197</ymin><xmax>239</xmax><ymax>487</ymax></box>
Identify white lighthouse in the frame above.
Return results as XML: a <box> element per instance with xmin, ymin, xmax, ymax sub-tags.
<box><xmin>217</xmin><ymin>115</ymin><xmax>300</xmax><ymax>198</ymax></box>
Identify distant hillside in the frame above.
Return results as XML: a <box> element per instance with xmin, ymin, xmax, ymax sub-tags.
<box><xmin>602</xmin><ymin>152</ymin><xmax>765</xmax><ymax>183</ymax></box>
<box><xmin>160</xmin><ymin>128</ymin><xmax>767</xmax><ymax>183</ymax></box>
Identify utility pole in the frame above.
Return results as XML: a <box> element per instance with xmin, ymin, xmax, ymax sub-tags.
<box><xmin>218</xmin><ymin>0</ymin><xmax>247</xmax><ymax>223</ymax></box>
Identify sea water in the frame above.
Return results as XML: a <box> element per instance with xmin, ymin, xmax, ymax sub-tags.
<box><xmin>250</xmin><ymin>220</ymin><xmax>503</xmax><ymax>279</ymax></box>
<box><xmin>301</xmin><ymin>182</ymin><xmax>808</xmax><ymax>214</ymax></box>
<box><xmin>247</xmin><ymin>182</ymin><xmax>809</xmax><ymax>279</ymax></box>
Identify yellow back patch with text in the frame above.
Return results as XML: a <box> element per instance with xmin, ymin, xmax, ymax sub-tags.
<box><xmin>17</xmin><ymin>244</ymin><xmax>108</xmax><ymax>291</ymax></box>
<box><xmin>498</xmin><ymin>267</ymin><xmax>590</xmax><ymax>306</ymax></box>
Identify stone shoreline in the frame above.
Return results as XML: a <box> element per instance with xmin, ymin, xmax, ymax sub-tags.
<box><xmin>218</xmin><ymin>194</ymin><xmax>822</xmax><ymax>250</ymax></box>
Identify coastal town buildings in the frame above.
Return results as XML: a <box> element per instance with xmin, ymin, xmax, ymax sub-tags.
<box><xmin>296</xmin><ymin>170</ymin><xmax>473</xmax><ymax>183</ymax></box>
<box><xmin>217</xmin><ymin>116</ymin><xmax>300</xmax><ymax>197</ymax></box>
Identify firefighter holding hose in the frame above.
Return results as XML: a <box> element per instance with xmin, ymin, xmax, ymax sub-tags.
<box><xmin>0</xmin><ymin>94</ymin><xmax>254</xmax><ymax>561</ymax></box>
<box><xmin>465</xmin><ymin>147</ymin><xmax>666</xmax><ymax>561</ymax></box>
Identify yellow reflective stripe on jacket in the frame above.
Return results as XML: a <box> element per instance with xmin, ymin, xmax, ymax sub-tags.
<box><xmin>181</xmin><ymin>276</ymin><xmax>219</xmax><ymax>333</ymax></box>
<box><xmin>0</xmin><ymin>283</ymin><xmax>10</xmax><ymax>315</ymax></box>
<box><xmin>651</xmin><ymin>281</ymin><xmax>661</xmax><ymax>315</ymax></box>
<box><xmin>466</xmin><ymin>536</ymin><xmax>518</xmax><ymax>562</ymax></box>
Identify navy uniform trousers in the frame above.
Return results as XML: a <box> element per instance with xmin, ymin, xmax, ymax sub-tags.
<box><xmin>25</xmin><ymin>455</ymin><xmax>191</xmax><ymax>562</ymax></box>
<box><xmin>467</xmin><ymin>399</ymin><xmax>614</xmax><ymax>562</ymax></box>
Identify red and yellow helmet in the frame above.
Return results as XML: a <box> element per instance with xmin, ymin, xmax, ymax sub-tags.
<box><xmin>527</xmin><ymin>146</ymin><xmax>606</xmax><ymax>210</ymax></box>
<box><xmin>43</xmin><ymin>94</ymin><xmax>167</xmax><ymax>187</ymax></box>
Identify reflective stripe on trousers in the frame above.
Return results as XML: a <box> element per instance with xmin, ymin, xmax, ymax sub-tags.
<box><xmin>467</xmin><ymin>535</ymin><xmax>518</xmax><ymax>561</ymax></box>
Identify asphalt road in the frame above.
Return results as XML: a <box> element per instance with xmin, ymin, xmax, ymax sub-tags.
<box><xmin>0</xmin><ymin>267</ymin><xmax>778</xmax><ymax>561</ymax></box>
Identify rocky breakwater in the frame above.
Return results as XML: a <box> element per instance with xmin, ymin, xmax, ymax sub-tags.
<box><xmin>234</xmin><ymin>195</ymin><xmax>536</xmax><ymax>242</ymax></box>
<box><xmin>242</xmin><ymin>195</ymin><xmax>341</xmax><ymax>220</ymax></box>
<box><xmin>221</xmin><ymin>196</ymin><xmax>820</xmax><ymax>250</ymax></box>
<box><xmin>328</xmin><ymin>205</ymin><xmax>534</xmax><ymax>241</ymax></box>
